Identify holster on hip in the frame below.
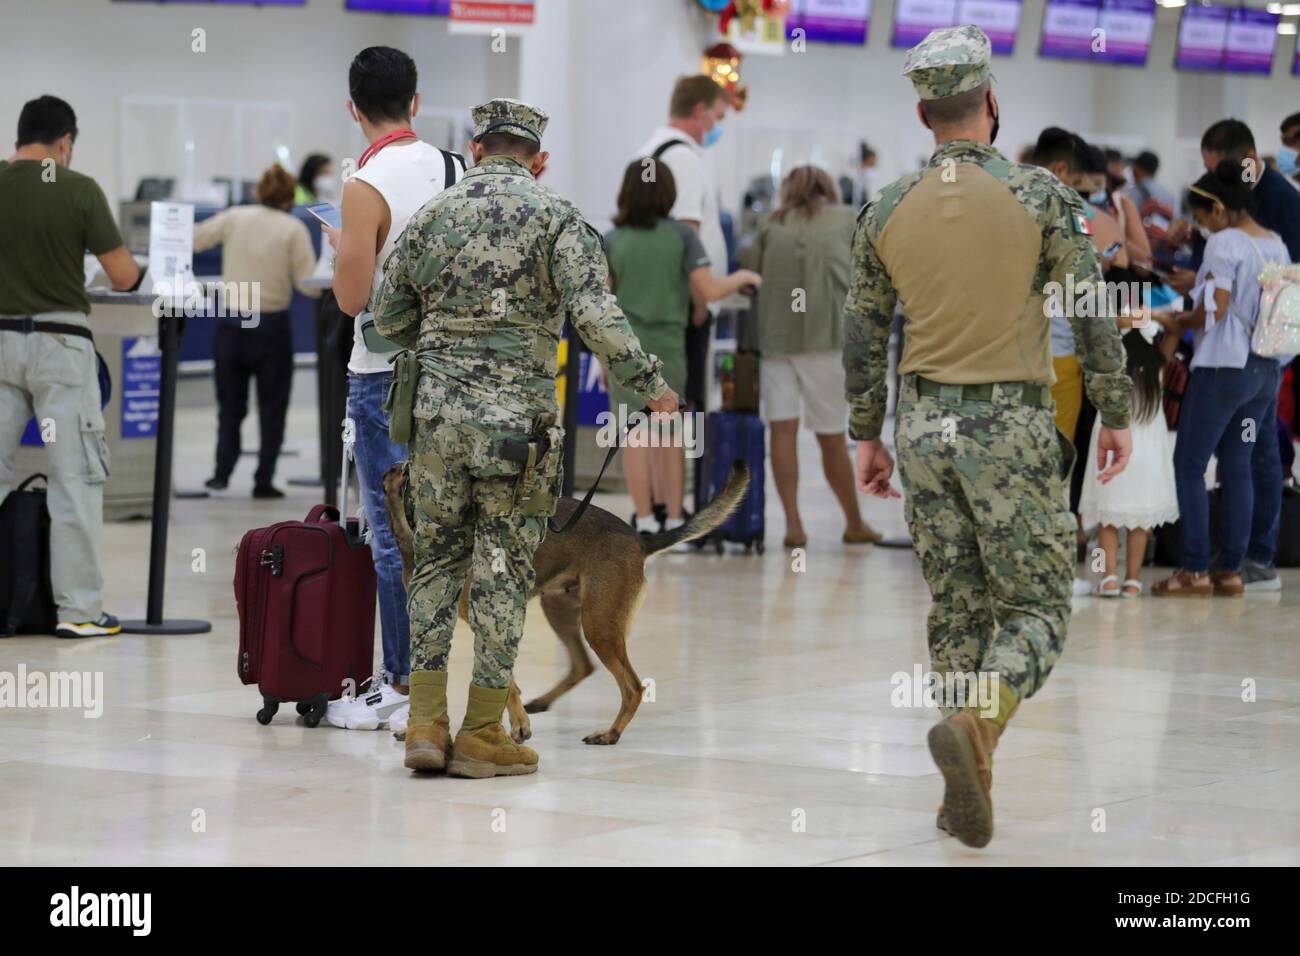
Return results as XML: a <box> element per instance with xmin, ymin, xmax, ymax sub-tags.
<box><xmin>383</xmin><ymin>350</ymin><xmax>419</xmax><ymax>444</ymax></box>
<box><xmin>498</xmin><ymin>412</ymin><xmax>563</xmax><ymax>517</ymax></box>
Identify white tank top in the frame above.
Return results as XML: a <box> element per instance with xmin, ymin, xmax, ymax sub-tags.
<box><xmin>346</xmin><ymin>140</ymin><xmax>463</xmax><ymax>374</ymax></box>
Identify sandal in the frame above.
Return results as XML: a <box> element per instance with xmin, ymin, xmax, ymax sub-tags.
<box><xmin>1121</xmin><ymin>579</ymin><xmax>1143</xmax><ymax>598</ymax></box>
<box><xmin>1151</xmin><ymin>569</ymin><xmax>1212</xmax><ymax>597</ymax></box>
<box><xmin>1095</xmin><ymin>574</ymin><xmax>1120</xmax><ymax>597</ymax></box>
<box><xmin>1210</xmin><ymin>569</ymin><xmax>1244</xmax><ymax>597</ymax></box>
<box><xmin>842</xmin><ymin>525</ymin><xmax>882</xmax><ymax>545</ymax></box>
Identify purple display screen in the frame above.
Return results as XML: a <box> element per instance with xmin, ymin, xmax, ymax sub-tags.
<box><xmin>1224</xmin><ymin>7</ymin><xmax>1279</xmax><ymax>75</ymax></box>
<box><xmin>786</xmin><ymin>0</ymin><xmax>873</xmax><ymax>46</ymax></box>
<box><xmin>1094</xmin><ymin>0</ymin><xmax>1155</xmax><ymax>66</ymax></box>
<box><xmin>114</xmin><ymin>1</ymin><xmax>306</xmax><ymax>5</ymax></box>
<box><xmin>892</xmin><ymin>0</ymin><xmax>959</xmax><ymax>49</ymax></box>
<box><xmin>1177</xmin><ymin>5</ymin><xmax>1278</xmax><ymax>74</ymax></box>
<box><xmin>891</xmin><ymin>0</ymin><xmax>1020</xmax><ymax>54</ymax></box>
<box><xmin>1039</xmin><ymin>0</ymin><xmax>1100</xmax><ymax>61</ymax></box>
<box><xmin>346</xmin><ymin>0</ymin><xmax>450</xmax><ymax>12</ymax></box>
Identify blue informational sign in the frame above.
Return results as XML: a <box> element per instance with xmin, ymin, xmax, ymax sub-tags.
<box><xmin>121</xmin><ymin>337</ymin><xmax>162</xmax><ymax>439</ymax></box>
<box><xmin>577</xmin><ymin>349</ymin><xmax>608</xmax><ymax>427</ymax></box>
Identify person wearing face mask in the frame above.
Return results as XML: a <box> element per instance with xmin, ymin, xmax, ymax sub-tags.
<box><xmin>636</xmin><ymin>75</ymin><xmax>729</xmax><ymax>458</ymax></box>
<box><xmin>320</xmin><ymin>46</ymin><xmax>467</xmax><ymax>734</ymax></box>
<box><xmin>0</xmin><ymin>95</ymin><xmax>142</xmax><ymax>639</ymax></box>
<box><xmin>1153</xmin><ymin>163</ymin><xmax>1292</xmax><ymax>598</ymax></box>
<box><xmin>1191</xmin><ymin>120</ymin><xmax>1300</xmax><ymax>592</ymax></box>
<box><xmin>293</xmin><ymin>153</ymin><xmax>335</xmax><ymax>206</ymax></box>
<box><xmin>845</xmin><ymin>25</ymin><xmax>1132</xmax><ymax>848</ymax></box>
<box><xmin>1278</xmin><ymin>113</ymin><xmax>1300</xmax><ymax>185</ymax></box>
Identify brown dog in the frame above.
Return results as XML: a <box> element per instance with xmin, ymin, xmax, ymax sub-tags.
<box><xmin>383</xmin><ymin>461</ymin><xmax>748</xmax><ymax>745</ymax></box>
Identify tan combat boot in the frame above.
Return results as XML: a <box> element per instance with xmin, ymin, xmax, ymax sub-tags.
<box><xmin>929</xmin><ymin>683</ymin><xmax>1018</xmax><ymax>847</ymax></box>
<box><xmin>447</xmin><ymin>684</ymin><xmax>539</xmax><ymax>779</ymax></box>
<box><xmin>404</xmin><ymin>671</ymin><xmax>451</xmax><ymax>773</ymax></box>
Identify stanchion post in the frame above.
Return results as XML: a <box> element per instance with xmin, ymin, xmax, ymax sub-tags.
<box><xmin>121</xmin><ymin>311</ymin><xmax>211</xmax><ymax>635</ymax></box>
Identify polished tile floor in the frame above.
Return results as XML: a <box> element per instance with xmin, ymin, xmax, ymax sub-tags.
<box><xmin>2</xmin><ymin>374</ymin><xmax>1297</xmax><ymax>866</ymax></box>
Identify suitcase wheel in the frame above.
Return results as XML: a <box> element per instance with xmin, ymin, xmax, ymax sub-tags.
<box><xmin>256</xmin><ymin>700</ymin><xmax>279</xmax><ymax>725</ymax></box>
<box><xmin>755</xmin><ymin>540</ymin><xmax>765</xmax><ymax>555</ymax></box>
<box><xmin>300</xmin><ymin>694</ymin><xmax>329</xmax><ymax>728</ymax></box>
<box><xmin>713</xmin><ymin>538</ymin><xmax>724</xmax><ymax>555</ymax></box>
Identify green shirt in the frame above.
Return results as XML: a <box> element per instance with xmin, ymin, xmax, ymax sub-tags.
<box><xmin>0</xmin><ymin>159</ymin><xmax>123</xmax><ymax>316</ymax></box>
<box><xmin>741</xmin><ymin>204</ymin><xmax>856</xmax><ymax>359</ymax></box>
<box><xmin>603</xmin><ymin>218</ymin><xmax>709</xmax><ymax>361</ymax></box>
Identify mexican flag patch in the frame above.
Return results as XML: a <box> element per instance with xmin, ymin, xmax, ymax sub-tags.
<box><xmin>1073</xmin><ymin>212</ymin><xmax>1092</xmax><ymax>236</ymax></box>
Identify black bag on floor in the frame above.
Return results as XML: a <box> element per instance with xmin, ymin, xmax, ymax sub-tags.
<box><xmin>1277</xmin><ymin>486</ymin><xmax>1300</xmax><ymax>568</ymax></box>
<box><xmin>0</xmin><ymin>474</ymin><xmax>57</xmax><ymax>636</ymax></box>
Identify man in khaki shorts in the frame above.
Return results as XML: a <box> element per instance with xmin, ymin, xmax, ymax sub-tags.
<box><xmin>0</xmin><ymin>96</ymin><xmax>141</xmax><ymax>638</ymax></box>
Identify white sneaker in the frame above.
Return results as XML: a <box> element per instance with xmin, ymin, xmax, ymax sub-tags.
<box><xmin>1071</xmin><ymin>577</ymin><xmax>1093</xmax><ymax>597</ymax></box>
<box><xmin>325</xmin><ymin>680</ymin><xmax>408</xmax><ymax>731</ymax></box>
<box><xmin>389</xmin><ymin>703</ymin><xmax>409</xmax><ymax>740</ymax></box>
<box><xmin>664</xmin><ymin>517</ymin><xmax>694</xmax><ymax>552</ymax></box>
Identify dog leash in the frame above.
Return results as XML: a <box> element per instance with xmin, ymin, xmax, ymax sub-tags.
<box><xmin>547</xmin><ymin>402</ymin><xmax>686</xmax><ymax>534</ymax></box>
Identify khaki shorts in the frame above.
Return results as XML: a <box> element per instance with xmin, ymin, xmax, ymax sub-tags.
<box><xmin>761</xmin><ymin>350</ymin><xmax>849</xmax><ymax>435</ymax></box>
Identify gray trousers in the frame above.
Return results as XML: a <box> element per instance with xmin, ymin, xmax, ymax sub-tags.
<box><xmin>0</xmin><ymin>313</ymin><xmax>108</xmax><ymax>621</ymax></box>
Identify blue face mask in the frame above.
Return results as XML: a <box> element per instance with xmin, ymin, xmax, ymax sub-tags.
<box><xmin>702</xmin><ymin>122</ymin><xmax>722</xmax><ymax>148</ymax></box>
<box><xmin>1278</xmin><ymin>145</ymin><xmax>1298</xmax><ymax>176</ymax></box>
<box><xmin>1089</xmin><ymin>189</ymin><xmax>1109</xmax><ymax>206</ymax></box>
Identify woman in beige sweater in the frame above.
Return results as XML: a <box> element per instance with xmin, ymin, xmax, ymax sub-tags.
<box><xmin>742</xmin><ymin>166</ymin><xmax>879</xmax><ymax>548</ymax></box>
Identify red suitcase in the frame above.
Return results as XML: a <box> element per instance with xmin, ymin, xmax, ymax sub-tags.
<box><xmin>234</xmin><ymin>502</ymin><xmax>376</xmax><ymax>726</ymax></box>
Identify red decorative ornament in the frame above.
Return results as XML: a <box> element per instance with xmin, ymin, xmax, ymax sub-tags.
<box><xmin>717</xmin><ymin>0</ymin><xmax>783</xmax><ymax>34</ymax></box>
<box><xmin>702</xmin><ymin>41</ymin><xmax>748</xmax><ymax>111</ymax></box>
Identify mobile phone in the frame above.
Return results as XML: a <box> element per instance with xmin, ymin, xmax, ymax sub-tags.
<box><xmin>306</xmin><ymin>202</ymin><xmax>341</xmax><ymax>231</ymax></box>
<box><xmin>1102</xmin><ymin>241</ymin><xmax>1122</xmax><ymax>259</ymax></box>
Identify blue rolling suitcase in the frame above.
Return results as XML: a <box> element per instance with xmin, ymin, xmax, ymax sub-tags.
<box><xmin>697</xmin><ymin>411</ymin><xmax>766</xmax><ymax>554</ymax></box>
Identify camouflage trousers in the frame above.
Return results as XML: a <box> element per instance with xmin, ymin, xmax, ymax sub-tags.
<box><xmin>404</xmin><ymin>406</ymin><xmax>559</xmax><ymax>688</ymax></box>
<box><xmin>895</xmin><ymin>377</ymin><xmax>1075</xmax><ymax>711</ymax></box>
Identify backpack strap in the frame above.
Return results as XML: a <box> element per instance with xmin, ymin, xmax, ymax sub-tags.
<box><xmin>439</xmin><ymin>148</ymin><xmax>466</xmax><ymax>188</ymax></box>
<box><xmin>651</xmin><ymin>139</ymin><xmax>690</xmax><ymax>161</ymax></box>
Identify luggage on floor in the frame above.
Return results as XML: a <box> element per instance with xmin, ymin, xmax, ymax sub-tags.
<box><xmin>0</xmin><ymin>474</ymin><xmax>56</xmax><ymax>637</ymax></box>
<box><xmin>234</xmin><ymin>444</ymin><xmax>375</xmax><ymax>726</ymax></box>
<box><xmin>696</xmin><ymin>410</ymin><xmax>765</xmax><ymax>553</ymax></box>
<box><xmin>1277</xmin><ymin>486</ymin><xmax>1300</xmax><ymax>568</ymax></box>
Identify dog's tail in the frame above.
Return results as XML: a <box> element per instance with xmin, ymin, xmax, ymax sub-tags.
<box><xmin>640</xmin><ymin>462</ymin><xmax>750</xmax><ymax>557</ymax></box>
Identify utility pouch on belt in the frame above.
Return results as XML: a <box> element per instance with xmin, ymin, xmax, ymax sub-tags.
<box><xmin>383</xmin><ymin>350</ymin><xmax>419</xmax><ymax>444</ymax></box>
<box><xmin>500</xmin><ymin>413</ymin><xmax>564</xmax><ymax>518</ymax></box>
<box><xmin>360</xmin><ymin>311</ymin><xmax>402</xmax><ymax>354</ymax></box>
<box><xmin>1054</xmin><ymin>426</ymin><xmax>1076</xmax><ymax>482</ymax></box>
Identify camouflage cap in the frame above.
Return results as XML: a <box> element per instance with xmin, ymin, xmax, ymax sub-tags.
<box><xmin>902</xmin><ymin>24</ymin><xmax>992</xmax><ymax>101</ymax></box>
<box><xmin>471</xmin><ymin>97</ymin><xmax>549</xmax><ymax>144</ymax></box>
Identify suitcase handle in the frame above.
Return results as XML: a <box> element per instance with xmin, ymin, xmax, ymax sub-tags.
<box><xmin>306</xmin><ymin>504</ymin><xmax>340</xmax><ymax>524</ymax></box>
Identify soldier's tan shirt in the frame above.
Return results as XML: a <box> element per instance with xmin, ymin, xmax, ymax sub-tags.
<box><xmin>843</xmin><ymin>139</ymin><xmax>1131</xmax><ymax>441</ymax></box>
<box><xmin>878</xmin><ymin>164</ymin><xmax>1050</xmax><ymax>385</ymax></box>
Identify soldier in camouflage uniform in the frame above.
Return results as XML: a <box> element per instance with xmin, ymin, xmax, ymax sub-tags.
<box><xmin>372</xmin><ymin>98</ymin><xmax>679</xmax><ymax>778</ymax></box>
<box><xmin>843</xmin><ymin>25</ymin><xmax>1133</xmax><ymax>846</ymax></box>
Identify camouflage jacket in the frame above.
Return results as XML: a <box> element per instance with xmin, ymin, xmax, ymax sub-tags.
<box><xmin>372</xmin><ymin>155</ymin><xmax>667</xmax><ymax>433</ymax></box>
<box><xmin>843</xmin><ymin>139</ymin><xmax>1131</xmax><ymax>441</ymax></box>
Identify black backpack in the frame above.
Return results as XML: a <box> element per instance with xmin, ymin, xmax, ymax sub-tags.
<box><xmin>0</xmin><ymin>474</ymin><xmax>56</xmax><ymax>636</ymax></box>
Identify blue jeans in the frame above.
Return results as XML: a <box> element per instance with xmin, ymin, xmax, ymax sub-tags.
<box><xmin>1247</xmin><ymin>364</ymin><xmax>1285</xmax><ymax>567</ymax></box>
<box><xmin>1174</xmin><ymin>355</ymin><xmax>1284</xmax><ymax>572</ymax></box>
<box><xmin>348</xmin><ymin>371</ymin><xmax>410</xmax><ymax>685</ymax></box>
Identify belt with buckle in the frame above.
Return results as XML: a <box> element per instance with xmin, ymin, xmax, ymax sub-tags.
<box><xmin>0</xmin><ymin>317</ymin><xmax>94</xmax><ymax>341</ymax></box>
<box><xmin>911</xmin><ymin>375</ymin><xmax>1049</xmax><ymax>408</ymax></box>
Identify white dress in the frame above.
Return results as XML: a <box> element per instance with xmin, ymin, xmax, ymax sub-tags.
<box><xmin>1078</xmin><ymin>391</ymin><xmax>1179</xmax><ymax>532</ymax></box>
